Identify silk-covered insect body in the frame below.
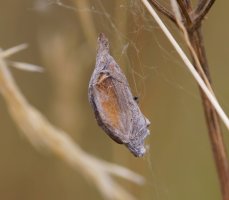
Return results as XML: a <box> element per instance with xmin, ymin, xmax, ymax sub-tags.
<box><xmin>88</xmin><ymin>33</ymin><xmax>150</xmax><ymax>157</ymax></box>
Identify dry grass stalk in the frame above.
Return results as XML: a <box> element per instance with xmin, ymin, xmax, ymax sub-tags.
<box><xmin>141</xmin><ymin>1</ymin><xmax>229</xmax><ymax>199</ymax></box>
<box><xmin>170</xmin><ymin>0</ymin><xmax>213</xmax><ymax>91</ymax></box>
<box><xmin>141</xmin><ymin>0</ymin><xmax>229</xmax><ymax>131</ymax></box>
<box><xmin>170</xmin><ymin>1</ymin><xmax>229</xmax><ymax>199</ymax></box>
<box><xmin>0</xmin><ymin>45</ymin><xmax>144</xmax><ymax>200</ymax></box>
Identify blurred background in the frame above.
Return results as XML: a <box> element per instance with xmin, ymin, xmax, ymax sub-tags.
<box><xmin>0</xmin><ymin>0</ymin><xmax>229</xmax><ymax>199</ymax></box>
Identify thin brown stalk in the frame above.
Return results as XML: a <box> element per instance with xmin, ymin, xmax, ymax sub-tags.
<box><xmin>146</xmin><ymin>1</ymin><xmax>229</xmax><ymax>199</ymax></box>
<box><xmin>173</xmin><ymin>1</ymin><xmax>229</xmax><ymax>199</ymax></box>
<box><xmin>176</xmin><ymin>0</ymin><xmax>192</xmax><ymax>26</ymax></box>
<box><xmin>171</xmin><ymin>0</ymin><xmax>212</xmax><ymax>91</ymax></box>
<box><xmin>188</xmin><ymin>28</ymin><xmax>229</xmax><ymax>200</ymax></box>
<box><xmin>193</xmin><ymin>0</ymin><xmax>216</xmax><ymax>29</ymax></box>
<box><xmin>195</xmin><ymin>0</ymin><xmax>208</xmax><ymax>13</ymax></box>
<box><xmin>194</xmin><ymin>0</ymin><xmax>214</xmax><ymax>16</ymax></box>
<box><xmin>149</xmin><ymin>0</ymin><xmax>177</xmax><ymax>24</ymax></box>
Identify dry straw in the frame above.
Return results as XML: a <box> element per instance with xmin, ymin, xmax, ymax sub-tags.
<box><xmin>141</xmin><ymin>0</ymin><xmax>229</xmax><ymax>131</ymax></box>
<box><xmin>0</xmin><ymin>45</ymin><xmax>144</xmax><ymax>200</ymax></box>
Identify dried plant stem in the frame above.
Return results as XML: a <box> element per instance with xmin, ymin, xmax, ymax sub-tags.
<box><xmin>170</xmin><ymin>1</ymin><xmax>229</xmax><ymax>198</ymax></box>
<box><xmin>142</xmin><ymin>0</ymin><xmax>229</xmax><ymax>199</ymax></box>
<box><xmin>193</xmin><ymin>0</ymin><xmax>216</xmax><ymax>28</ymax></box>
<box><xmin>188</xmin><ymin>28</ymin><xmax>229</xmax><ymax>200</ymax></box>
<box><xmin>170</xmin><ymin>0</ymin><xmax>213</xmax><ymax>92</ymax></box>
<box><xmin>176</xmin><ymin>0</ymin><xmax>192</xmax><ymax>26</ymax></box>
<box><xmin>141</xmin><ymin>0</ymin><xmax>229</xmax><ymax>131</ymax></box>
<box><xmin>0</xmin><ymin>46</ymin><xmax>144</xmax><ymax>200</ymax></box>
<box><xmin>149</xmin><ymin>0</ymin><xmax>176</xmax><ymax>24</ymax></box>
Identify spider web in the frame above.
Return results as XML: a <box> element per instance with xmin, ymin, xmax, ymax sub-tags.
<box><xmin>32</xmin><ymin>0</ymin><xmax>214</xmax><ymax>199</ymax></box>
<box><xmin>34</xmin><ymin>0</ymin><xmax>200</xmax><ymax>99</ymax></box>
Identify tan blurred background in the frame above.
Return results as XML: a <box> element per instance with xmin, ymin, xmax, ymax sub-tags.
<box><xmin>0</xmin><ymin>0</ymin><xmax>229</xmax><ymax>199</ymax></box>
